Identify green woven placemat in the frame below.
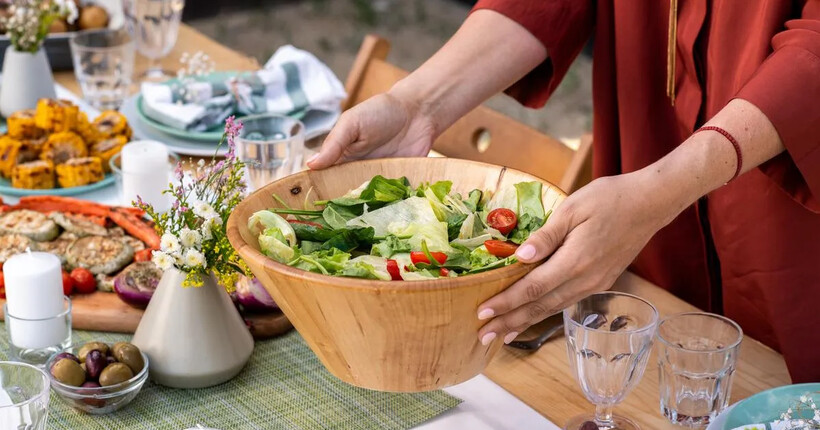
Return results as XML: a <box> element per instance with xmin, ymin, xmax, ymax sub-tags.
<box><xmin>0</xmin><ymin>324</ymin><xmax>460</xmax><ymax>430</ymax></box>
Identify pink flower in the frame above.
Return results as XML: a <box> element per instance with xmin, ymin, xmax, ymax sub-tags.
<box><xmin>224</xmin><ymin>115</ymin><xmax>243</xmax><ymax>160</ymax></box>
<box><xmin>174</xmin><ymin>162</ymin><xmax>184</xmax><ymax>182</ymax></box>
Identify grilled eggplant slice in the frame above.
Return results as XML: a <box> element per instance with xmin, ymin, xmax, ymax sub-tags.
<box><xmin>120</xmin><ymin>235</ymin><xmax>145</xmax><ymax>252</ymax></box>
<box><xmin>37</xmin><ymin>232</ymin><xmax>77</xmax><ymax>265</ymax></box>
<box><xmin>50</xmin><ymin>212</ymin><xmax>108</xmax><ymax>237</ymax></box>
<box><xmin>0</xmin><ymin>210</ymin><xmax>60</xmax><ymax>241</ymax></box>
<box><xmin>66</xmin><ymin>235</ymin><xmax>134</xmax><ymax>275</ymax></box>
<box><xmin>0</xmin><ymin>234</ymin><xmax>38</xmax><ymax>262</ymax></box>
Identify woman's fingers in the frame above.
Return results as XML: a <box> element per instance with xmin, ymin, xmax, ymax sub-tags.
<box><xmin>514</xmin><ymin>206</ymin><xmax>572</xmax><ymax>263</ymax></box>
<box><xmin>307</xmin><ymin>112</ymin><xmax>359</xmax><ymax>170</ymax></box>
<box><xmin>478</xmin><ymin>281</ymin><xmax>589</xmax><ymax>345</ymax></box>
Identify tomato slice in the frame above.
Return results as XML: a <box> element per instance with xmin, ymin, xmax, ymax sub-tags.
<box><xmin>410</xmin><ymin>251</ymin><xmax>448</xmax><ymax>265</ymax></box>
<box><xmin>288</xmin><ymin>220</ymin><xmax>324</xmax><ymax>228</ymax></box>
<box><xmin>386</xmin><ymin>259</ymin><xmax>402</xmax><ymax>281</ymax></box>
<box><xmin>487</xmin><ymin>208</ymin><xmax>518</xmax><ymax>235</ymax></box>
<box><xmin>439</xmin><ymin>267</ymin><xmax>450</xmax><ymax>277</ymax></box>
<box><xmin>484</xmin><ymin>240</ymin><xmax>519</xmax><ymax>258</ymax></box>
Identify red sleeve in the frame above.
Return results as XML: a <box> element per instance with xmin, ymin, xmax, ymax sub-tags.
<box><xmin>735</xmin><ymin>1</ymin><xmax>820</xmax><ymax>212</ymax></box>
<box><xmin>471</xmin><ymin>0</ymin><xmax>594</xmax><ymax>108</ymax></box>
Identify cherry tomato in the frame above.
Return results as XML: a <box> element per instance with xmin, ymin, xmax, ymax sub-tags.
<box><xmin>61</xmin><ymin>271</ymin><xmax>75</xmax><ymax>296</ymax></box>
<box><xmin>0</xmin><ymin>261</ymin><xmax>4</xmax><ymax>271</ymax></box>
<box><xmin>288</xmin><ymin>220</ymin><xmax>324</xmax><ymax>228</ymax></box>
<box><xmin>0</xmin><ymin>272</ymin><xmax>5</xmax><ymax>299</ymax></box>
<box><xmin>439</xmin><ymin>268</ymin><xmax>450</xmax><ymax>277</ymax></box>
<box><xmin>410</xmin><ymin>251</ymin><xmax>447</xmax><ymax>265</ymax></box>
<box><xmin>487</xmin><ymin>208</ymin><xmax>518</xmax><ymax>235</ymax></box>
<box><xmin>386</xmin><ymin>259</ymin><xmax>402</xmax><ymax>281</ymax></box>
<box><xmin>134</xmin><ymin>248</ymin><xmax>154</xmax><ymax>262</ymax></box>
<box><xmin>70</xmin><ymin>268</ymin><xmax>96</xmax><ymax>294</ymax></box>
<box><xmin>484</xmin><ymin>240</ymin><xmax>519</xmax><ymax>258</ymax></box>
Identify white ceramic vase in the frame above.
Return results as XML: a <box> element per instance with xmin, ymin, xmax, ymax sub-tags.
<box><xmin>132</xmin><ymin>268</ymin><xmax>254</xmax><ymax>389</ymax></box>
<box><xmin>0</xmin><ymin>47</ymin><xmax>57</xmax><ymax>117</ymax></box>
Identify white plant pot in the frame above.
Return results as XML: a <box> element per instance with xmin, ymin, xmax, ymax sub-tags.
<box><xmin>0</xmin><ymin>47</ymin><xmax>57</xmax><ymax>117</ymax></box>
<box><xmin>132</xmin><ymin>268</ymin><xmax>254</xmax><ymax>389</ymax></box>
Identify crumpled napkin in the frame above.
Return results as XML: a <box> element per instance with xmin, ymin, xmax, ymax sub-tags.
<box><xmin>140</xmin><ymin>45</ymin><xmax>346</xmax><ymax>132</ymax></box>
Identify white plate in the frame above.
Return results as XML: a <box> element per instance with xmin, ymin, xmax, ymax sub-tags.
<box><xmin>707</xmin><ymin>403</ymin><xmax>737</xmax><ymax>430</ymax></box>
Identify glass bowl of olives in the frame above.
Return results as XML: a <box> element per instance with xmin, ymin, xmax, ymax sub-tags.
<box><xmin>45</xmin><ymin>341</ymin><xmax>149</xmax><ymax>414</ymax></box>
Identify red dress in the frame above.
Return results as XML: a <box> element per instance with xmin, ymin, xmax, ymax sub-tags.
<box><xmin>474</xmin><ymin>0</ymin><xmax>820</xmax><ymax>383</ymax></box>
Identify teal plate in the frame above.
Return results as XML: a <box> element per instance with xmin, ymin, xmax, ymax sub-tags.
<box><xmin>0</xmin><ymin>174</ymin><xmax>115</xmax><ymax>197</ymax></box>
<box><xmin>724</xmin><ymin>383</ymin><xmax>820</xmax><ymax>429</ymax></box>
<box><xmin>135</xmin><ymin>71</ymin><xmax>307</xmax><ymax>143</ymax></box>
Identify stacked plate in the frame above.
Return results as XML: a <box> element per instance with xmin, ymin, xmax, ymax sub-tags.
<box><xmin>707</xmin><ymin>383</ymin><xmax>820</xmax><ymax>430</ymax></box>
<box><xmin>121</xmin><ymin>72</ymin><xmax>339</xmax><ymax>157</ymax></box>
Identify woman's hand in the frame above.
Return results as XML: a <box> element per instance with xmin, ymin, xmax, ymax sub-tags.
<box><xmin>306</xmin><ymin>92</ymin><xmax>437</xmax><ymax>169</ymax></box>
<box><xmin>477</xmin><ymin>172</ymin><xmax>677</xmax><ymax>345</ymax></box>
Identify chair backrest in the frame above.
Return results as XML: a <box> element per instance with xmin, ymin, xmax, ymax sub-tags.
<box><xmin>343</xmin><ymin>35</ymin><xmax>592</xmax><ymax>193</ymax></box>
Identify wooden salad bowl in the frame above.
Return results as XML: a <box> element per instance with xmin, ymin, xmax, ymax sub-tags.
<box><xmin>227</xmin><ymin>158</ymin><xmax>566</xmax><ymax>392</ymax></box>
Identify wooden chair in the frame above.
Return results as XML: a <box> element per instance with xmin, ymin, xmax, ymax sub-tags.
<box><xmin>343</xmin><ymin>35</ymin><xmax>593</xmax><ymax>194</ymax></box>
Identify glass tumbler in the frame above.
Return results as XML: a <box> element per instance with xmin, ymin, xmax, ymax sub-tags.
<box><xmin>0</xmin><ymin>362</ymin><xmax>50</xmax><ymax>429</ymax></box>
<box><xmin>657</xmin><ymin>312</ymin><xmax>743</xmax><ymax>428</ymax></box>
<box><xmin>69</xmin><ymin>29</ymin><xmax>136</xmax><ymax>110</ymax></box>
<box><xmin>235</xmin><ymin>114</ymin><xmax>306</xmax><ymax>191</ymax></box>
<box><xmin>122</xmin><ymin>0</ymin><xmax>186</xmax><ymax>80</ymax></box>
<box><xmin>564</xmin><ymin>292</ymin><xmax>659</xmax><ymax>430</ymax></box>
<box><xmin>4</xmin><ymin>297</ymin><xmax>72</xmax><ymax>367</ymax></box>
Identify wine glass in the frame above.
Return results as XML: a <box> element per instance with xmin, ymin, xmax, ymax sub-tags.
<box><xmin>563</xmin><ymin>291</ymin><xmax>659</xmax><ymax>430</ymax></box>
<box><xmin>122</xmin><ymin>0</ymin><xmax>186</xmax><ymax>81</ymax></box>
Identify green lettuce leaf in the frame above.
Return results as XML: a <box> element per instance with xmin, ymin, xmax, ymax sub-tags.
<box><xmin>248</xmin><ymin>210</ymin><xmax>296</xmax><ymax>246</ymax></box>
<box><xmin>371</xmin><ymin>234</ymin><xmax>411</xmax><ymax>257</ymax></box>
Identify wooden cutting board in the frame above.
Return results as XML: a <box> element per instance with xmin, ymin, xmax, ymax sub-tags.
<box><xmin>0</xmin><ymin>292</ymin><xmax>292</xmax><ymax>340</ymax></box>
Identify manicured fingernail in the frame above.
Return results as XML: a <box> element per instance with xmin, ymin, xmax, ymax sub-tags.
<box><xmin>516</xmin><ymin>244</ymin><xmax>536</xmax><ymax>260</ymax></box>
<box><xmin>477</xmin><ymin>308</ymin><xmax>494</xmax><ymax>320</ymax></box>
<box><xmin>504</xmin><ymin>332</ymin><xmax>519</xmax><ymax>344</ymax></box>
<box><xmin>306</xmin><ymin>153</ymin><xmax>319</xmax><ymax>164</ymax></box>
<box><xmin>480</xmin><ymin>332</ymin><xmax>496</xmax><ymax>346</ymax></box>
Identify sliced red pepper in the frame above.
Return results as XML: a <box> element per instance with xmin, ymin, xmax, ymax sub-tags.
<box><xmin>487</xmin><ymin>208</ymin><xmax>518</xmax><ymax>235</ymax></box>
<box><xmin>410</xmin><ymin>251</ymin><xmax>447</xmax><ymax>265</ymax></box>
<box><xmin>439</xmin><ymin>267</ymin><xmax>450</xmax><ymax>277</ymax></box>
<box><xmin>288</xmin><ymin>220</ymin><xmax>324</xmax><ymax>228</ymax></box>
<box><xmin>386</xmin><ymin>259</ymin><xmax>402</xmax><ymax>281</ymax></box>
<box><xmin>484</xmin><ymin>240</ymin><xmax>519</xmax><ymax>258</ymax></box>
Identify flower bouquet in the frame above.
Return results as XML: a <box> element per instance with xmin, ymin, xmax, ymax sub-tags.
<box><xmin>131</xmin><ymin>117</ymin><xmax>255</xmax><ymax>389</ymax></box>
<box><xmin>1</xmin><ymin>0</ymin><xmax>78</xmax><ymax>53</ymax></box>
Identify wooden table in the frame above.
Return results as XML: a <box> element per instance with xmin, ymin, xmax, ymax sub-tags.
<box><xmin>53</xmin><ymin>23</ymin><xmax>793</xmax><ymax>428</ymax></box>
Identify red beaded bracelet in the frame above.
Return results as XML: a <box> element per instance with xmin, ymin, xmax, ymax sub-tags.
<box><xmin>696</xmin><ymin>126</ymin><xmax>743</xmax><ymax>181</ymax></box>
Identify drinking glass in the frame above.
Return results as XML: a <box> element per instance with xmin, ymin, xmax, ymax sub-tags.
<box><xmin>235</xmin><ymin>114</ymin><xmax>306</xmax><ymax>191</ymax></box>
<box><xmin>657</xmin><ymin>312</ymin><xmax>742</xmax><ymax>428</ymax></box>
<box><xmin>122</xmin><ymin>0</ymin><xmax>186</xmax><ymax>80</ymax></box>
<box><xmin>563</xmin><ymin>292</ymin><xmax>659</xmax><ymax>430</ymax></box>
<box><xmin>69</xmin><ymin>29</ymin><xmax>135</xmax><ymax>110</ymax></box>
<box><xmin>0</xmin><ymin>362</ymin><xmax>50</xmax><ymax>429</ymax></box>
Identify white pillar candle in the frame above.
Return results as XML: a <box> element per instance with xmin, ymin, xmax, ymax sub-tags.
<box><xmin>120</xmin><ymin>140</ymin><xmax>172</xmax><ymax>212</ymax></box>
<box><xmin>4</xmin><ymin>252</ymin><xmax>68</xmax><ymax>349</ymax></box>
<box><xmin>4</xmin><ymin>252</ymin><xmax>62</xmax><ymax>319</ymax></box>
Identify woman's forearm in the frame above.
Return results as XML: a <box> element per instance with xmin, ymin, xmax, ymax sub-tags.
<box><xmin>389</xmin><ymin>9</ymin><xmax>548</xmax><ymax>137</ymax></box>
<box><xmin>640</xmin><ymin>98</ymin><xmax>786</xmax><ymax>228</ymax></box>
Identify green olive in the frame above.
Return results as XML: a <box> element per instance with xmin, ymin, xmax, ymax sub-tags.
<box><xmin>110</xmin><ymin>342</ymin><xmax>129</xmax><ymax>358</ymax></box>
<box><xmin>51</xmin><ymin>358</ymin><xmax>86</xmax><ymax>387</ymax></box>
<box><xmin>99</xmin><ymin>363</ymin><xmax>133</xmax><ymax>386</ymax></box>
<box><xmin>112</xmin><ymin>343</ymin><xmax>144</xmax><ymax>374</ymax></box>
<box><xmin>78</xmin><ymin>342</ymin><xmax>109</xmax><ymax>362</ymax></box>
<box><xmin>80</xmin><ymin>362</ymin><xmax>87</xmax><ymax>373</ymax></box>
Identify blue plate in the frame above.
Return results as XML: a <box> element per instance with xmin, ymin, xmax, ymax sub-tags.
<box><xmin>0</xmin><ymin>174</ymin><xmax>115</xmax><ymax>197</ymax></box>
<box><xmin>724</xmin><ymin>383</ymin><xmax>820</xmax><ymax>429</ymax></box>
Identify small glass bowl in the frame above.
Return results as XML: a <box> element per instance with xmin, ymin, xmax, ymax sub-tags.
<box><xmin>44</xmin><ymin>347</ymin><xmax>149</xmax><ymax>414</ymax></box>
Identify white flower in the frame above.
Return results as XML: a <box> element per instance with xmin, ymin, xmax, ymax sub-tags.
<box><xmin>160</xmin><ymin>233</ymin><xmax>181</xmax><ymax>253</ymax></box>
<box><xmin>183</xmin><ymin>248</ymin><xmax>207</xmax><ymax>269</ymax></box>
<box><xmin>193</xmin><ymin>202</ymin><xmax>218</xmax><ymax>220</ymax></box>
<box><xmin>152</xmin><ymin>251</ymin><xmax>175</xmax><ymax>271</ymax></box>
<box><xmin>179</xmin><ymin>228</ymin><xmax>202</xmax><ymax>249</ymax></box>
<box><xmin>55</xmin><ymin>0</ymin><xmax>79</xmax><ymax>24</ymax></box>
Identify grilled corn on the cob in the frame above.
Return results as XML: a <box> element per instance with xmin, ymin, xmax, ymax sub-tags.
<box><xmin>55</xmin><ymin>156</ymin><xmax>104</xmax><ymax>188</ymax></box>
<box><xmin>40</xmin><ymin>131</ymin><xmax>87</xmax><ymax>165</ymax></box>
<box><xmin>35</xmin><ymin>99</ymin><xmax>79</xmax><ymax>132</ymax></box>
<box><xmin>7</xmin><ymin>110</ymin><xmax>44</xmax><ymax>139</ymax></box>
<box><xmin>0</xmin><ymin>136</ymin><xmax>23</xmax><ymax>178</ymax></box>
<box><xmin>90</xmin><ymin>136</ymin><xmax>126</xmax><ymax>172</ymax></box>
<box><xmin>11</xmin><ymin>160</ymin><xmax>56</xmax><ymax>189</ymax></box>
<box><xmin>74</xmin><ymin>111</ymin><xmax>101</xmax><ymax>144</ymax></box>
<box><xmin>93</xmin><ymin>110</ymin><xmax>131</xmax><ymax>139</ymax></box>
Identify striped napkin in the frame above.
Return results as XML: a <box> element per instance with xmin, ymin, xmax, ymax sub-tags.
<box><xmin>140</xmin><ymin>45</ymin><xmax>346</xmax><ymax>132</ymax></box>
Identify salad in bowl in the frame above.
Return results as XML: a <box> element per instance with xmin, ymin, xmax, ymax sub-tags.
<box><xmin>248</xmin><ymin>175</ymin><xmax>550</xmax><ymax>281</ymax></box>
